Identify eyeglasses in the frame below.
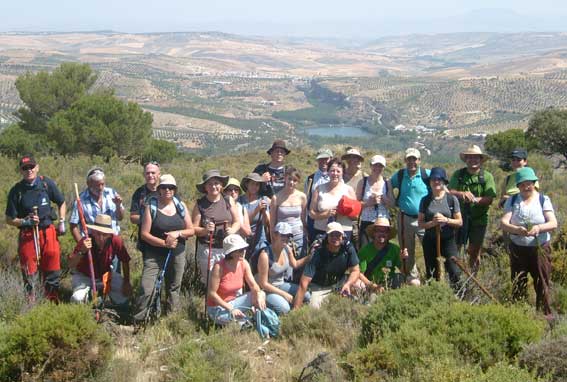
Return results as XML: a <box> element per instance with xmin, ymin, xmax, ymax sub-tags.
<box><xmin>159</xmin><ymin>185</ymin><xmax>176</xmax><ymax>191</ymax></box>
<box><xmin>21</xmin><ymin>165</ymin><xmax>36</xmax><ymax>171</ymax></box>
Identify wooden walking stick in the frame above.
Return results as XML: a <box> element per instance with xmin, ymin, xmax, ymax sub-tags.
<box><xmin>450</xmin><ymin>256</ymin><xmax>498</xmax><ymax>303</ymax></box>
<box><xmin>435</xmin><ymin>225</ymin><xmax>445</xmax><ymax>282</ymax></box>
<box><xmin>400</xmin><ymin>213</ymin><xmax>407</xmax><ymax>276</ymax></box>
<box><xmin>204</xmin><ymin>221</ymin><xmax>215</xmax><ymax>315</ymax></box>
<box><xmin>74</xmin><ymin>184</ymin><xmax>98</xmax><ymax>304</ymax></box>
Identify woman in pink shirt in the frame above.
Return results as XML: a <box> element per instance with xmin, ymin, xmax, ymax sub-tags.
<box><xmin>207</xmin><ymin>234</ymin><xmax>266</xmax><ymax>325</ymax></box>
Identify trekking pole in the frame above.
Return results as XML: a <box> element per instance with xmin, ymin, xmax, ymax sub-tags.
<box><xmin>400</xmin><ymin>213</ymin><xmax>407</xmax><ymax>276</ymax></box>
<box><xmin>204</xmin><ymin>221</ymin><xmax>215</xmax><ymax>315</ymax></box>
<box><xmin>144</xmin><ymin>249</ymin><xmax>173</xmax><ymax>326</ymax></box>
<box><xmin>450</xmin><ymin>256</ymin><xmax>498</xmax><ymax>303</ymax></box>
<box><xmin>32</xmin><ymin>206</ymin><xmax>41</xmax><ymax>268</ymax></box>
<box><xmin>74</xmin><ymin>184</ymin><xmax>98</xmax><ymax>304</ymax></box>
<box><xmin>435</xmin><ymin>225</ymin><xmax>445</xmax><ymax>282</ymax></box>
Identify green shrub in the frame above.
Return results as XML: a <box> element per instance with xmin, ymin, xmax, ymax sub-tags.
<box><xmin>0</xmin><ymin>303</ymin><xmax>112</xmax><ymax>381</ymax></box>
<box><xmin>170</xmin><ymin>325</ymin><xmax>251</xmax><ymax>382</ymax></box>
<box><xmin>360</xmin><ymin>282</ymin><xmax>456</xmax><ymax>346</ymax></box>
<box><xmin>519</xmin><ymin>337</ymin><xmax>567</xmax><ymax>381</ymax></box>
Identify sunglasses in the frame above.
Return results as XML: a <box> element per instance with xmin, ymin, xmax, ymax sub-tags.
<box><xmin>21</xmin><ymin>165</ymin><xmax>36</xmax><ymax>171</ymax></box>
<box><xmin>144</xmin><ymin>160</ymin><xmax>160</xmax><ymax>168</ymax></box>
<box><xmin>225</xmin><ymin>187</ymin><xmax>240</xmax><ymax>193</ymax></box>
<box><xmin>159</xmin><ymin>185</ymin><xmax>176</xmax><ymax>191</ymax></box>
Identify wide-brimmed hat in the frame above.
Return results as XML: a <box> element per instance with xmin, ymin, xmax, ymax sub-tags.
<box><xmin>19</xmin><ymin>155</ymin><xmax>37</xmax><ymax>169</ymax></box>
<box><xmin>370</xmin><ymin>154</ymin><xmax>386</xmax><ymax>167</ymax></box>
<box><xmin>429</xmin><ymin>167</ymin><xmax>448</xmax><ymax>184</ymax></box>
<box><xmin>86</xmin><ymin>214</ymin><xmax>114</xmax><ymax>235</ymax></box>
<box><xmin>459</xmin><ymin>145</ymin><xmax>489</xmax><ymax>163</ymax></box>
<box><xmin>223</xmin><ymin>234</ymin><xmax>249</xmax><ymax>255</ymax></box>
<box><xmin>405</xmin><ymin>148</ymin><xmax>421</xmax><ymax>159</ymax></box>
<box><xmin>510</xmin><ymin>148</ymin><xmax>528</xmax><ymax>160</ymax></box>
<box><xmin>365</xmin><ymin>217</ymin><xmax>397</xmax><ymax>240</ymax></box>
<box><xmin>196</xmin><ymin>169</ymin><xmax>229</xmax><ymax>193</ymax></box>
<box><xmin>267</xmin><ymin>139</ymin><xmax>291</xmax><ymax>155</ymax></box>
<box><xmin>159</xmin><ymin>174</ymin><xmax>177</xmax><ymax>188</ymax></box>
<box><xmin>341</xmin><ymin>148</ymin><xmax>364</xmax><ymax>161</ymax></box>
<box><xmin>241</xmin><ymin>172</ymin><xmax>265</xmax><ymax>192</ymax></box>
<box><xmin>326</xmin><ymin>222</ymin><xmax>345</xmax><ymax>235</ymax></box>
<box><xmin>274</xmin><ymin>222</ymin><xmax>293</xmax><ymax>236</ymax></box>
<box><xmin>316</xmin><ymin>148</ymin><xmax>333</xmax><ymax>160</ymax></box>
<box><xmin>225</xmin><ymin>177</ymin><xmax>243</xmax><ymax>194</ymax></box>
<box><xmin>516</xmin><ymin>167</ymin><xmax>538</xmax><ymax>186</ymax></box>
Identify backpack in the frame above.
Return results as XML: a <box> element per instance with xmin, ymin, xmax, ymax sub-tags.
<box><xmin>456</xmin><ymin>168</ymin><xmax>485</xmax><ymax>191</ymax></box>
<box><xmin>16</xmin><ymin>175</ymin><xmax>57</xmax><ymax>220</ymax></box>
<box><xmin>254</xmin><ymin>307</ymin><xmax>280</xmax><ymax>338</ymax></box>
<box><xmin>421</xmin><ymin>193</ymin><xmax>457</xmax><ymax>218</ymax></box>
<box><xmin>394</xmin><ymin>168</ymin><xmax>429</xmax><ymax>206</ymax></box>
<box><xmin>510</xmin><ymin>193</ymin><xmax>545</xmax><ymax>209</ymax></box>
<box><xmin>147</xmin><ymin>195</ymin><xmax>186</xmax><ymax>220</ymax></box>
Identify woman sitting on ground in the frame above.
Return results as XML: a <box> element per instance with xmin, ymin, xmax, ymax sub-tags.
<box><xmin>417</xmin><ymin>167</ymin><xmax>462</xmax><ymax>288</ymax></box>
<box><xmin>207</xmin><ymin>234</ymin><xmax>266</xmax><ymax>325</ymax></box>
<box><xmin>254</xmin><ymin>222</ymin><xmax>311</xmax><ymax>314</ymax></box>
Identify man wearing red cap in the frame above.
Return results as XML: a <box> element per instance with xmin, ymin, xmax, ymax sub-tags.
<box><xmin>5</xmin><ymin>155</ymin><xmax>66</xmax><ymax>301</ymax></box>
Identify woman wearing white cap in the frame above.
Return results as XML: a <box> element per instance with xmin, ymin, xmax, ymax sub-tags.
<box><xmin>356</xmin><ymin>154</ymin><xmax>394</xmax><ymax>248</ymax></box>
<box><xmin>207</xmin><ymin>234</ymin><xmax>266</xmax><ymax>325</ymax></box>
<box><xmin>254</xmin><ymin>222</ymin><xmax>311</xmax><ymax>314</ymax></box>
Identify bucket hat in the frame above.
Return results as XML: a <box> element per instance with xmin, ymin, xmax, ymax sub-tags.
<box><xmin>267</xmin><ymin>140</ymin><xmax>290</xmax><ymax>155</ymax></box>
<box><xmin>429</xmin><ymin>167</ymin><xmax>449</xmax><ymax>184</ymax></box>
<box><xmin>196</xmin><ymin>169</ymin><xmax>229</xmax><ymax>193</ymax></box>
<box><xmin>515</xmin><ymin>167</ymin><xmax>538</xmax><ymax>186</ymax></box>
<box><xmin>223</xmin><ymin>234</ymin><xmax>249</xmax><ymax>255</ymax></box>
<box><xmin>241</xmin><ymin>172</ymin><xmax>266</xmax><ymax>192</ymax></box>
<box><xmin>225</xmin><ymin>177</ymin><xmax>242</xmax><ymax>194</ymax></box>
<box><xmin>159</xmin><ymin>174</ymin><xmax>177</xmax><ymax>188</ymax></box>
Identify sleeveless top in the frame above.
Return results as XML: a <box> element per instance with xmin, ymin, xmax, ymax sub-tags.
<box><xmin>315</xmin><ymin>182</ymin><xmax>353</xmax><ymax>232</ymax></box>
<box><xmin>146</xmin><ymin>209</ymin><xmax>186</xmax><ymax>257</ymax></box>
<box><xmin>239</xmin><ymin>195</ymin><xmax>270</xmax><ymax>235</ymax></box>
<box><xmin>197</xmin><ymin>196</ymin><xmax>232</xmax><ymax>245</ymax></box>
<box><xmin>360</xmin><ymin>178</ymin><xmax>390</xmax><ymax>222</ymax></box>
<box><xmin>277</xmin><ymin>204</ymin><xmax>303</xmax><ymax>236</ymax></box>
<box><xmin>208</xmin><ymin>258</ymin><xmax>245</xmax><ymax>306</ymax></box>
<box><xmin>254</xmin><ymin>246</ymin><xmax>292</xmax><ymax>287</ymax></box>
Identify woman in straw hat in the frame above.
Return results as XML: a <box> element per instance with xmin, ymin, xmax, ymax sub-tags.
<box><xmin>418</xmin><ymin>167</ymin><xmax>463</xmax><ymax>287</ymax></box>
<box><xmin>223</xmin><ymin>177</ymin><xmax>252</xmax><ymax>237</ymax></box>
<box><xmin>207</xmin><ymin>234</ymin><xmax>266</xmax><ymax>325</ymax></box>
<box><xmin>356</xmin><ymin>154</ymin><xmax>394</xmax><ymax>248</ymax></box>
<box><xmin>448</xmin><ymin>145</ymin><xmax>497</xmax><ymax>272</ymax></box>
<box><xmin>68</xmin><ymin>214</ymin><xmax>132</xmax><ymax>305</ymax></box>
<box><xmin>192</xmin><ymin>170</ymin><xmax>240</xmax><ymax>286</ymax></box>
<box><xmin>136</xmin><ymin>174</ymin><xmax>194</xmax><ymax>316</ymax></box>
<box><xmin>501</xmin><ymin>167</ymin><xmax>557</xmax><ymax>318</ymax></box>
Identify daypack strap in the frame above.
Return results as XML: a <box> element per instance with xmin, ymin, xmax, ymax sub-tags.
<box><xmin>364</xmin><ymin>243</ymin><xmax>390</xmax><ymax>278</ymax></box>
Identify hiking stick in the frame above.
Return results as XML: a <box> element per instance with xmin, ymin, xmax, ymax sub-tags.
<box><xmin>74</xmin><ymin>183</ymin><xmax>98</xmax><ymax>303</ymax></box>
<box><xmin>32</xmin><ymin>206</ymin><xmax>41</xmax><ymax>268</ymax></box>
<box><xmin>400</xmin><ymin>213</ymin><xmax>407</xmax><ymax>276</ymax></box>
<box><xmin>435</xmin><ymin>225</ymin><xmax>445</xmax><ymax>282</ymax></box>
<box><xmin>450</xmin><ymin>256</ymin><xmax>498</xmax><ymax>303</ymax></box>
<box><xmin>144</xmin><ymin>249</ymin><xmax>173</xmax><ymax>325</ymax></box>
<box><xmin>204</xmin><ymin>225</ymin><xmax>214</xmax><ymax>315</ymax></box>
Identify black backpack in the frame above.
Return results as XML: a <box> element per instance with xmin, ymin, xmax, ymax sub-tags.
<box><xmin>456</xmin><ymin>168</ymin><xmax>485</xmax><ymax>191</ymax></box>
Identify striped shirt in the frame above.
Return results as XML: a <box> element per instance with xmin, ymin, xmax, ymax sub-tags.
<box><xmin>70</xmin><ymin>187</ymin><xmax>123</xmax><ymax>235</ymax></box>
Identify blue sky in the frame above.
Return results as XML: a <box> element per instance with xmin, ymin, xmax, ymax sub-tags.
<box><xmin>3</xmin><ymin>0</ymin><xmax>566</xmax><ymax>37</ymax></box>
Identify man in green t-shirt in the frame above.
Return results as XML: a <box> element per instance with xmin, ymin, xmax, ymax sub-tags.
<box><xmin>357</xmin><ymin>217</ymin><xmax>409</xmax><ymax>291</ymax></box>
<box><xmin>448</xmin><ymin>145</ymin><xmax>497</xmax><ymax>272</ymax></box>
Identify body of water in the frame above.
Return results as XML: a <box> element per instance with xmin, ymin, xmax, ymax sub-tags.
<box><xmin>305</xmin><ymin>126</ymin><xmax>373</xmax><ymax>137</ymax></box>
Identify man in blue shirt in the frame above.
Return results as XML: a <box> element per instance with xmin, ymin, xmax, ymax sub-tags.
<box><xmin>390</xmin><ymin>148</ymin><xmax>430</xmax><ymax>286</ymax></box>
<box><xmin>70</xmin><ymin>166</ymin><xmax>124</xmax><ymax>242</ymax></box>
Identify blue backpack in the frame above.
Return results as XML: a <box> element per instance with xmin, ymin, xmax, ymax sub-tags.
<box><xmin>147</xmin><ymin>195</ymin><xmax>186</xmax><ymax>220</ymax></box>
<box><xmin>254</xmin><ymin>308</ymin><xmax>280</xmax><ymax>338</ymax></box>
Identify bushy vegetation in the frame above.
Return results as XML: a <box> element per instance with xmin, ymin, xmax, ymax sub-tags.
<box><xmin>519</xmin><ymin>336</ymin><xmax>567</xmax><ymax>381</ymax></box>
<box><xmin>0</xmin><ymin>303</ymin><xmax>112</xmax><ymax>381</ymax></box>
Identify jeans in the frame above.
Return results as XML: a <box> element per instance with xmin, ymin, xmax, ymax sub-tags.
<box><xmin>266</xmin><ymin>282</ymin><xmax>311</xmax><ymax>315</ymax></box>
<box><xmin>207</xmin><ymin>292</ymin><xmax>254</xmax><ymax>326</ymax></box>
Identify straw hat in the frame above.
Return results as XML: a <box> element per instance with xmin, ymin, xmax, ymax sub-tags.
<box><xmin>86</xmin><ymin>214</ymin><xmax>115</xmax><ymax>235</ymax></box>
<box><xmin>196</xmin><ymin>169</ymin><xmax>229</xmax><ymax>193</ymax></box>
<box><xmin>459</xmin><ymin>145</ymin><xmax>489</xmax><ymax>163</ymax></box>
<box><xmin>365</xmin><ymin>217</ymin><xmax>397</xmax><ymax>240</ymax></box>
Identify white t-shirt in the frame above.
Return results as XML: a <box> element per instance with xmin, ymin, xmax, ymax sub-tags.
<box><xmin>504</xmin><ymin>192</ymin><xmax>553</xmax><ymax>247</ymax></box>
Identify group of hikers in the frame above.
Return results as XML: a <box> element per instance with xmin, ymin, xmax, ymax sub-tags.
<box><xmin>5</xmin><ymin>140</ymin><xmax>558</xmax><ymax>328</ymax></box>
